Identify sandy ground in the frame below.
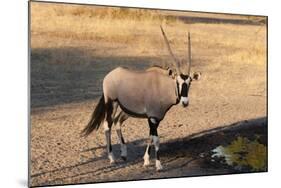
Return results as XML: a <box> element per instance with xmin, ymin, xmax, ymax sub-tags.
<box><xmin>30</xmin><ymin>53</ymin><xmax>266</xmax><ymax>186</ymax></box>
<box><xmin>29</xmin><ymin>4</ymin><xmax>267</xmax><ymax>186</ymax></box>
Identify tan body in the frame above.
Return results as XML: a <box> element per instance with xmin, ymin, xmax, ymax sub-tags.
<box><xmin>103</xmin><ymin>67</ymin><xmax>177</xmax><ymax>120</ymax></box>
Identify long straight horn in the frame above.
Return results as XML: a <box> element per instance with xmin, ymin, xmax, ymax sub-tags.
<box><xmin>160</xmin><ymin>25</ymin><xmax>181</xmax><ymax>74</ymax></box>
<box><xmin>187</xmin><ymin>32</ymin><xmax>192</xmax><ymax>75</ymax></box>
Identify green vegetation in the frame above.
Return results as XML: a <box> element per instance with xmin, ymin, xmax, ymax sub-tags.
<box><xmin>212</xmin><ymin>136</ymin><xmax>267</xmax><ymax>171</ymax></box>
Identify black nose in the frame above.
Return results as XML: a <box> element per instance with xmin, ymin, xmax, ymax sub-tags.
<box><xmin>182</xmin><ymin>101</ymin><xmax>189</xmax><ymax>107</ymax></box>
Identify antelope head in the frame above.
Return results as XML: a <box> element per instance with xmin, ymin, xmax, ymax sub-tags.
<box><xmin>160</xmin><ymin>26</ymin><xmax>201</xmax><ymax>107</ymax></box>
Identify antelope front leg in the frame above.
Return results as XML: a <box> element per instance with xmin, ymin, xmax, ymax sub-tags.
<box><xmin>153</xmin><ymin>135</ymin><xmax>162</xmax><ymax>171</ymax></box>
<box><xmin>148</xmin><ymin>117</ymin><xmax>163</xmax><ymax>171</ymax></box>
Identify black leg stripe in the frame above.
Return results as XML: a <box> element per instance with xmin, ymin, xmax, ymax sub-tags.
<box><xmin>148</xmin><ymin>145</ymin><xmax>151</xmax><ymax>155</ymax></box>
<box><xmin>149</xmin><ymin>128</ymin><xmax>158</xmax><ymax>136</ymax></box>
<box><xmin>117</xmin><ymin>129</ymin><xmax>126</xmax><ymax>144</ymax></box>
<box><xmin>148</xmin><ymin>117</ymin><xmax>159</xmax><ymax>136</ymax></box>
<box><xmin>156</xmin><ymin>150</ymin><xmax>160</xmax><ymax>160</ymax></box>
<box><xmin>121</xmin><ymin>136</ymin><xmax>125</xmax><ymax>144</ymax></box>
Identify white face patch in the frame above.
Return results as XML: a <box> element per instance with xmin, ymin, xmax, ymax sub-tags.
<box><xmin>180</xmin><ymin>97</ymin><xmax>189</xmax><ymax>104</ymax></box>
<box><xmin>185</xmin><ymin>77</ymin><xmax>191</xmax><ymax>84</ymax></box>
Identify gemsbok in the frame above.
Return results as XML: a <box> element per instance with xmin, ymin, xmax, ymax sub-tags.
<box><xmin>81</xmin><ymin>26</ymin><xmax>201</xmax><ymax>171</ymax></box>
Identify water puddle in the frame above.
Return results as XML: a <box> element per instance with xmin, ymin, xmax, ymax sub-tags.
<box><xmin>211</xmin><ymin>136</ymin><xmax>267</xmax><ymax>171</ymax></box>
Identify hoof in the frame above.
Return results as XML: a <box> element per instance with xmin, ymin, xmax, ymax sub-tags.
<box><xmin>143</xmin><ymin>153</ymin><xmax>150</xmax><ymax>166</ymax></box>
<box><xmin>108</xmin><ymin>153</ymin><xmax>115</xmax><ymax>164</ymax></box>
<box><xmin>156</xmin><ymin>166</ymin><xmax>163</xmax><ymax>171</ymax></box>
<box><xmin>109</xmin><ymin>158</ymin><xmax>116</xmax><ymax>164</ymax></box>
<box><xmin>156</xmin><ymin>160</ymin><xmax>163</xmax><ymax>171</ymax></box>
<box><xmin>121</xmin><ymin>156</ymin><xmax>127</xmax><ymax>161</ymax></box>
<box><xmin>143</xmin><ymin>160</ymin><xmax>150</xmax><ymax>167</ymax></box>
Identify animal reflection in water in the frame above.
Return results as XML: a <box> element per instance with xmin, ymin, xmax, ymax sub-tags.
<box><xmin>81</xmin><ymin>26</ymin><xmax>201</xmax><ymax>171</ymax></box>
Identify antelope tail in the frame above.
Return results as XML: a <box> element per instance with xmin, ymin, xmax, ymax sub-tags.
<box><xmin>81</xmin><ymin>95</ymin><xmax>106</xmax><ymax>137</ymax></box>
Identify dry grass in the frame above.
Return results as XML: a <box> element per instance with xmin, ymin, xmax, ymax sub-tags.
<box><xmin>31</xmin><ymin>2</ymin><xmax>266</xmax><ymax>65</ymax></box>
<box><xmin>31</xmin><ymin>3</ymin><xmax>177</xmax><ymax>45</ymax></box>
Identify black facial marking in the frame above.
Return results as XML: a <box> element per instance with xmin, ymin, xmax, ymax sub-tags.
<box><xmin>180</xmin><ymin>74</ymin><xmax>189</xmax><ymax>80</ymax></box>
<box><xmin>176</xmin><ymin>81</ymin><xmax>180</xmax><ymax>104</ymax></box>
<box><xmin>181</xmin><ymin>83</ymin><xmax>188</xmax><ymax>97</ymax></box>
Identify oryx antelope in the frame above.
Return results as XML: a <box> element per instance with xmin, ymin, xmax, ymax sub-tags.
<box><xmin>81</xmin><ymin>26</ymin><xmax>200</xmax><ymax>171</ymax></box>
<box><xmin>146</xmin><ymin>65</ymin><xmax>174</xmax><ymax>77</ymax></box>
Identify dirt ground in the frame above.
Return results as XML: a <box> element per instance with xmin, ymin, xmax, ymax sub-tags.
<box><xmin>29</xmin><ymin>3</ymin><xmax>267</xmax><ymax>187</ymax></box>
<box><xmin>30</xmin><ymin>58</ymin><xmax>267</xmax><ymax>186</ymax></box>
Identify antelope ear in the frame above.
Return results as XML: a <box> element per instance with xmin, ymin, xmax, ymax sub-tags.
<box><xmin>168</xmin><ymin>68</ymin><xmax>173</xmax><ymax>76</ymax></box>
<box><xmin>192</xmin><ymin>72</ymin><xmax>202</xmax><ymax>81</ymax></box>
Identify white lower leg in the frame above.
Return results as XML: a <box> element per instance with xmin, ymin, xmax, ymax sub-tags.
<box><xmin>153</xmin><ymin>136</ymin><xmax>163</xmax><ymax>171</ymax></box>
<box><xmin>155</xmin><ymin>160</ymin><xmax>162</xmax><ymax>171</ymax></box>
<box><xmin>104</xmin><ymin>121</ymin><xmax>115</xmax><ymax>164</ymax></box>
<box><xmin>143</xmin><ymin>144</ymin><xmax>150</xmax><ymax>166</ymax></box>
<box><xmin>108</xmin><ymin>152</ymin><xmax>115</xmax><ymax>164</ymax></box>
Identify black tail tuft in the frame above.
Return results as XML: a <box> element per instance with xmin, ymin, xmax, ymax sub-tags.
<box><xmin>81</xmin><ymin>95</ymin><xmax>105</xmax><ymax>137</ymax></box>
